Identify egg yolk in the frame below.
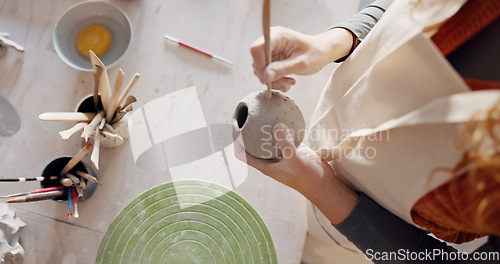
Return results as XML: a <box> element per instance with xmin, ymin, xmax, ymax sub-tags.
<box><xmin>76</xmin><ymin>24</ymin><xmax>112</xmax><ymax>58</ymax></box>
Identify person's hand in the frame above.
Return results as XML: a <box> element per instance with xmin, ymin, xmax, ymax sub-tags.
<box><xmin>234</xmin><ymin>123</ymin><xmax>359</xmax><ymax>224</ymax></box>
<box><xmin>250</xmin><ymin>26</ymin><xmax>353</xmax><ymax>92</ymax></box>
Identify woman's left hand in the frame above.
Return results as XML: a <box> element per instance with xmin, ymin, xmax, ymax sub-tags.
<box><xmin>234</xmin><ymin>123</ymin><xmax>360</xmax><ymax>225</ymax></box>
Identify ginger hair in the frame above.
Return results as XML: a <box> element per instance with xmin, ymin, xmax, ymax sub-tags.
<box><xmin>452</xmin><ymin>101</ymin><xmax>500</xmax><ymax>235</ymax></box>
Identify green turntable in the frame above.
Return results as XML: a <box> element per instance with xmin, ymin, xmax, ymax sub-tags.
<box><xmin>96</xmin><ymin>180</ymin><xmax>277</xmax><ymax>263</ymax></box>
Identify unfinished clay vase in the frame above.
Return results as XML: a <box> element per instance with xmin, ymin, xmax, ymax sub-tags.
<box><xmin>233</xmin><ymin>90</ymin><xmax>305</xmax><ymax>159</ymax></box>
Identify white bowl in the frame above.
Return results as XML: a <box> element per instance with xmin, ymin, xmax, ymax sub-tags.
<box><xmin>53</xmin><ymin>1</ymin><xmax>132</xmax><ymax>71</ymax></box>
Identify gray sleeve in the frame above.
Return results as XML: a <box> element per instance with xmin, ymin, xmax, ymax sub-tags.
<box><xmin>334</xmin><ymin>193</ymin><xmax>500</xmax><ymax>263</ymax></box>
<box><xmin>332</xmin><ymin>0</ymin><xmax>394</xmax><ymax>62</ymax></box>
<box><xmin>332</xmin><ymin>0</ymin><xmax>394</xmax><ymax>41</ymax></box>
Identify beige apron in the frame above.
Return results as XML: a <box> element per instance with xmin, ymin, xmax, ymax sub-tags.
<box><xmin>302</xmin><ymin>0</ymin><xmax>500</xmax><ymax>262</ymax></box>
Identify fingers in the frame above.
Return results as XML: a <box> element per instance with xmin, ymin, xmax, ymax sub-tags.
<box><xmin>253</xmin><ymin>67</ymin><xmax>296</xmax><ymax>92</ymax></box>
<box><xmin>251</xmin><ymin>27</ymin><xmax>299</xmax><ymax>84</ymax></box>
<box><xmin>271</xmin><ymin>77</ymin><xmax>296</xmax><ymax>93</ymax></box>
<box><xmin>250</xmin><ymin>36</ymin><xmax>267</xmax><ymax>82</ymax></box>
<box><xmin>273</xmin><ymin>123</ymin><xmax>297</xmax><ymax>160</ymax></box>
<box><xmin>233</xmin><ymin>138</ymin><xmax>274</xmax><ymax>170</ymax></box>
<box><xmin>264</xmin><ymin>55</ymin><xmax>306</xmax><ymax>84</ymax></box>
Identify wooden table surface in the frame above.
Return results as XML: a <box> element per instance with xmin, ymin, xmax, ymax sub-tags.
<box><xmin>0</xmin><ymin>0</ymin><xmax>359</xmax><ymax>263</ymax></box>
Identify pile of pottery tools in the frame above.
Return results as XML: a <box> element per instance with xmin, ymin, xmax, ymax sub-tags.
<box><xmin>39</xmin><ymin>51</ymin><xmax>140</xmax><ymax>168</ymax></box>
<box><xmin>0</xmin><ymin>143</ymin><xmax>101</xmax><ymax>218</ymax></box>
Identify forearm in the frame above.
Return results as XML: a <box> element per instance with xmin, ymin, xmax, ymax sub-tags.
<box><xmin>313</xmin><ymin>28</ymin><xmax>355</xmax><ymax>67</ymax></box>
<box><xmin>331</xmin><ymin>0</ymin><xmax>394</xmax><ymax>62</ymax></box>
<box><xmin>334</xmin><ymin>193</ymin><xmax>499</xmax><ymax>264</ymax></box>
<box><xmin>307</xmin><ymin>174</ymin><xmax>360</xmax><ymax>225</ymax></box>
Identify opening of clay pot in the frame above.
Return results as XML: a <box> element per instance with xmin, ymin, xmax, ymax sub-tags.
<box><xmin>76</xmin><ymin>94</ymin><xmax>103</xmax><ymax>113</ymax></box>
<box><xmin>235</xmin><ymin>104</ymin><xmax>248</xmax><ymax>129</ymax></box>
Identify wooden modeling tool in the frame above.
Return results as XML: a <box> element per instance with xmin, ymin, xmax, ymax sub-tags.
<box><xmin>65</xmin><ymin>173</ymin><xmax>80</xmax><ymax>185</ymax></box>
<box><xmin>76</xmin><ymin>171</ymin><xmax>101</xmax><ymax>185</ymax></box>
<box><xmin>107</xmin><ymin>69</ymin><xmax>125</xmax><ymax>122</ymax></box>
<box><xmin>60</xmin><ymin>143</ymin><xmax>93</xmax><ymax>176</ymax></box>
<box><xmin>115</xmin><ymin>74</ymin><xmax>139</xmax><ymax>113</ymax></box>
<box><xmin>263</xmin><ymin>0</ymin><xmax>272</xmax><ymax>100</ymax></box>
<box><xmin>39</xmin><ymin>112</ymin><xmax>96</xmax><ymax>122</ymax></box>
<box><xmin>59</xmin><ymin>122</ymin><xmax>87</xmax><ymax>139</ymax></box>
<box><xmin>82</xmin><ymin>112</ymin><xmax>104</xmax><ymax>141</ymax></box>
<box><xmin>90</xmin><ymin>50</ymin><xmax>111</xmax><ymax>113</ymax></box>
<box><xmin>60</xmin><ymin>178</ymin><xmax>73</xmax><ymax>187</ymax></box>
<box><xmin>93</xmin><ymin>64</ymin><xmax>103</xmax><ymax>110</ymax></box>
<box><xmin>91</xmin><ymin>126</ymin><xmax>101</xmax><ymax>169</ymax></box>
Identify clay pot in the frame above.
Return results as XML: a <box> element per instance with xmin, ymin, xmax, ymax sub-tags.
<box><xmin>232</xmin><ymin>90</ymin><xmax>305</xmax><ymax>159</ymax></box>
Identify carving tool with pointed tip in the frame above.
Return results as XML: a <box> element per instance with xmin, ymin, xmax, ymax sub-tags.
<box><xmin>164</xmin><ymin>34</ymin><xmax>233</xmax><ymax>65</ymax></box>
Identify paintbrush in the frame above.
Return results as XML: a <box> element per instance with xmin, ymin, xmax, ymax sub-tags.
<box><xmin>1</xmin><ymin>186</ymin><xmax>66</xmax><ymax>199</ymax></box>
<box><xmin>67</xmin><ymin>187</ymin><xmax>72</xmax><ymax>217</ymax></box>
<box><xmin>6</xmin><ymin>190</ymin><xmax>65</xmax><ymax>203</ymax></box>
<box><xmin>0</xmin><ymin>176</ymin><xmax>58</xmax><ymax>182</ymax></box>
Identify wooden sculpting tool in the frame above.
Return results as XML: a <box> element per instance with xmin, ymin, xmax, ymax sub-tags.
<box><xmin>60</xmin><ymin>178</ymin><xmax>73</xmax><ymax>187</ymax></box>
<box><xmin>93</xmin><ymin>64</ymin><xmax>103</xmax><ymax>111</ymax></box>
<box><xmin>76</xmin><ymin>171</ymin><xmax>101</xmax><ymax>185</ymax></box>
<box><xmin>90</xmin><ymin>50</ymin><xmax>111</xmax><ymax>113</ymax></box>
<box><xmin>106</xmin><ymin>69</ymin><xmax>125</xmax><ymax>122</ymax></box>
<box><xmin>39</xmin><ymin>112</ymin><xmax>96</xmax><ymax>122</ymax></box>
<box><xmin>59</xmin><ymin>122</ymin><xmax>87</xmax><ymax>139</ymax></box>
<box><xmin>91</xmin><ymin>125</ymin><xmax>101</xmax><ymax>169</ymax></box>
<box><xmin>115</xmin><ymin>75</ymin><xmax>139</xmax><ymax>113</ymax></box>
<box><xmin>60</xmin><ymin>143</ymin><xmax>93</xmax><ymax>176</ymax></box>
<box><xmin>82</xmin><ymin>112</ymin><xmax>104</xmax><ymax>141</ymax></box>
<box><xmin>104</xmin><ymin>123</ymin><xmax>118</xmax><ymax>134</ymax></box>
<box><xmin>101</xmin><ymin>130</ymin><xmax>123</xmax><ymax>140</ymax></box>
<box><xmin>263</xmin><ymin>0</ymin><xmax>272</xmax><ymax>100</ymax></box>
<box><xmin>6</xmin><ymin>190</ymin><xmax>65</xmax><ymax>203</ymax></box>
<box><xmin>1</xmin><ymin>186</ymin><xmax>66</xmax><ymax>199</ymax></box>
<box><xmin>65</xmin><ymin>173</ymin><xmax>80</xmax><ymax>185</ymax></box>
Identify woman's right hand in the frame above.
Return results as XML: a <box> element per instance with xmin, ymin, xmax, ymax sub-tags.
<box><xmin>250</xmin><ymin>26</ymin><xmax>354</xmax><ymax>92</ymax></box>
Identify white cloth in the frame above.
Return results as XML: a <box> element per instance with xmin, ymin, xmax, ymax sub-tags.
<box><xmin>302</xmin><ymin>0</ymin><xmax>500</xmax><ymax>262</ymax></box>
